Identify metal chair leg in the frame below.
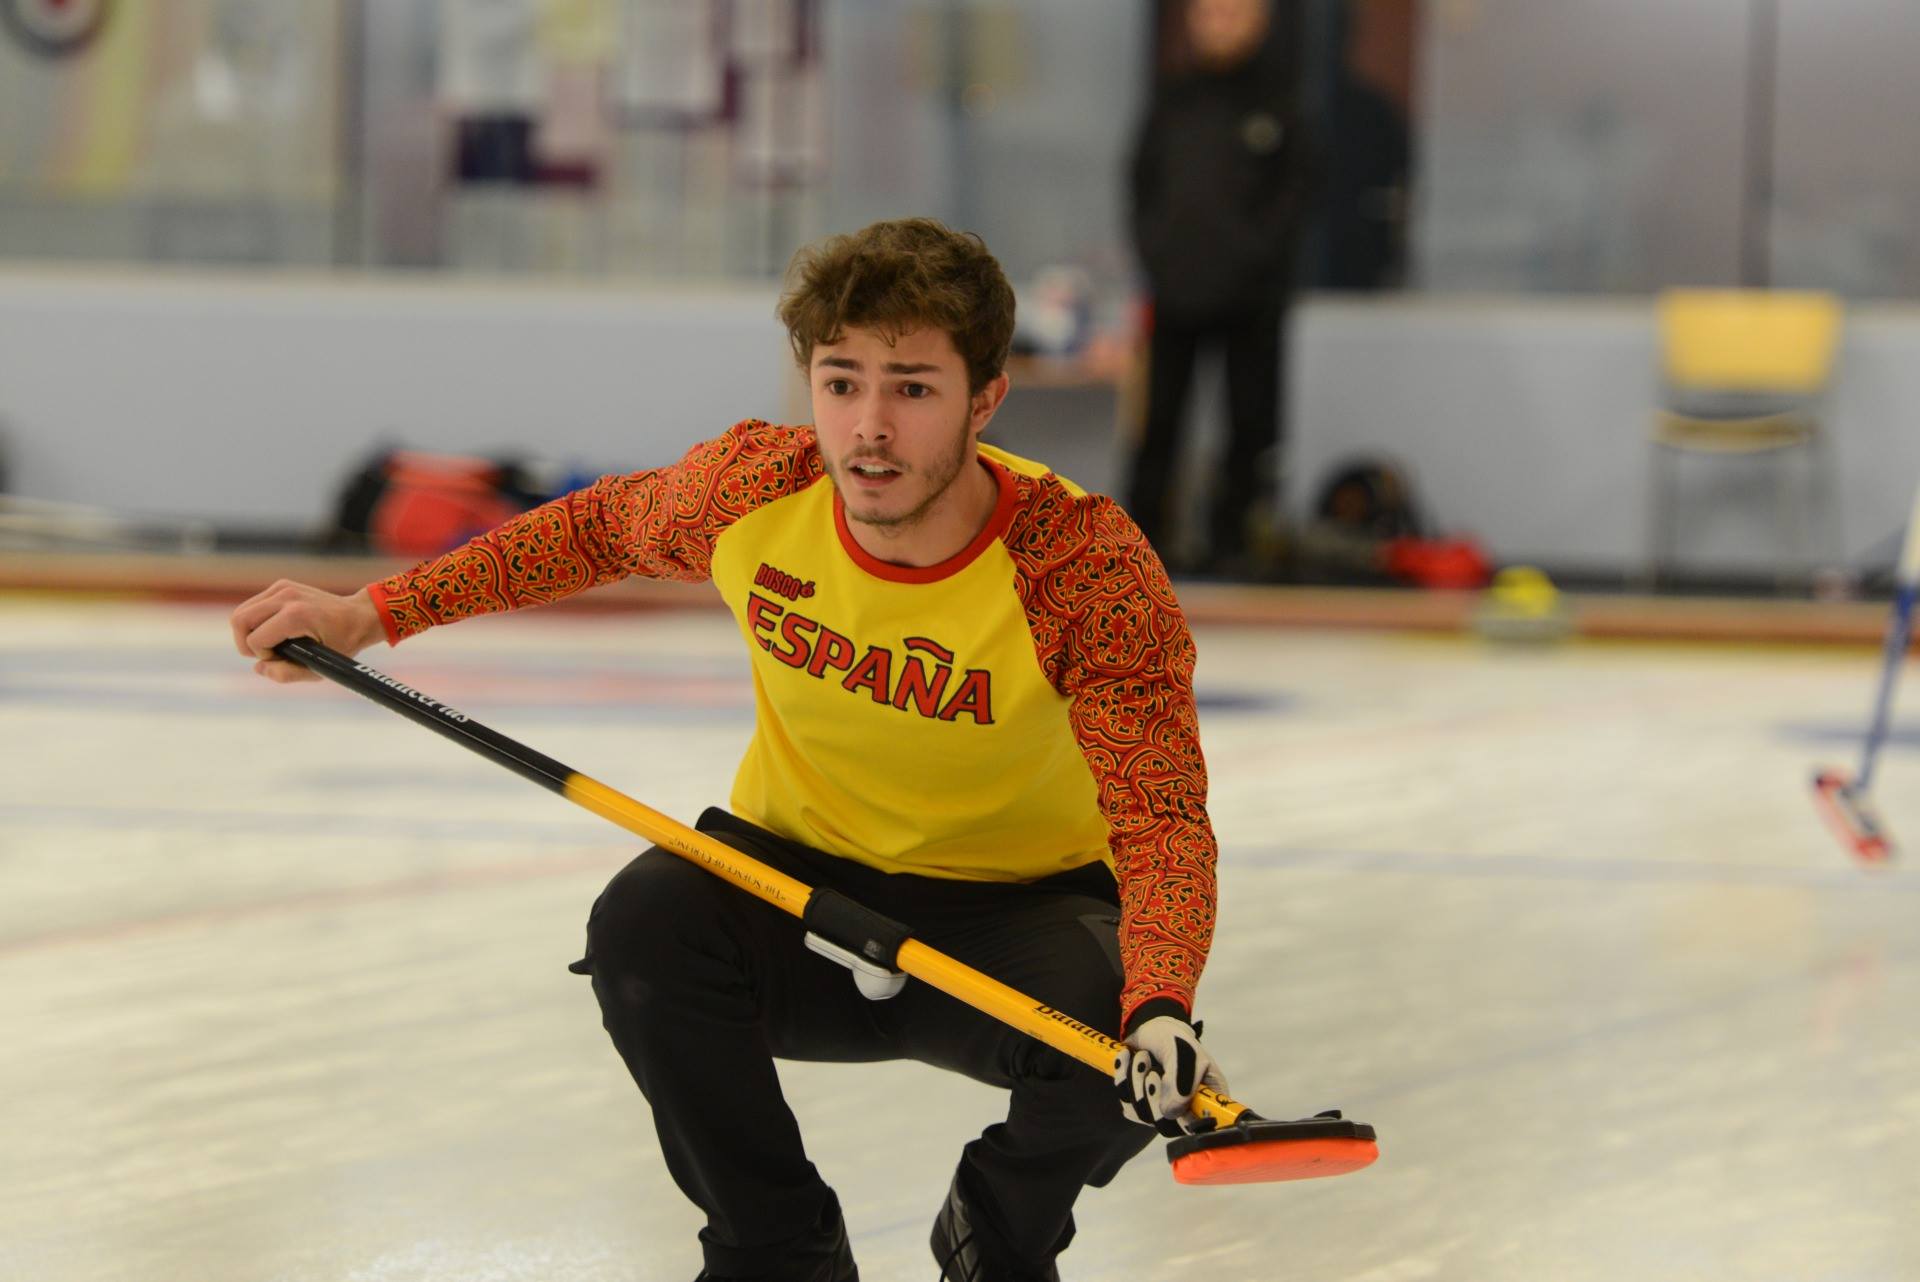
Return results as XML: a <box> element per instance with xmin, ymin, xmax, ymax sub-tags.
<box><xmin>1778</xmin><ymin>447</ymin><xmax>1808</xmax><ymax>592</ymax></box>
<box><xmin>1814</xmin><ymin>427</ymin><xmax>1844</xmax><ymax>580</ymax></box>
<box><xmin>1647</xmin><ymin>443</ymin><xmax>1675</xmax><ymax>591</ymax></box>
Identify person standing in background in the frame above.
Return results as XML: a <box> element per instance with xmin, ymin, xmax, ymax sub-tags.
<box><xmin>1126</xmin><ymin>0</ymin><xmax>1312</xmax><ymax>575</ymax></box>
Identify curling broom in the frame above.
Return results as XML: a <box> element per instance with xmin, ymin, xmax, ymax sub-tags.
<box><xmin>1812</xmin><ymin>478</ymin><xmax>1920</xmax><ymax>861</ymax></box>
<box><xmin>272</xmin><ymin>637</ymin><xmax>1377</xmax><ymax>1186</ymax></box>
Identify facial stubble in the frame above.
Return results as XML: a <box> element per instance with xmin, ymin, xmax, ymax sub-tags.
<box><xmin>837</xmin><ymin>409</ymin><xmax>974</xmax><ymax>532</ymax></box>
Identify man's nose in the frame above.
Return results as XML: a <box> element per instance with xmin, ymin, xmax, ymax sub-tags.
<box><xmin>852</xmin><ymin>394</ymin><xmax>892</xmax><ymax>442</ymax></box>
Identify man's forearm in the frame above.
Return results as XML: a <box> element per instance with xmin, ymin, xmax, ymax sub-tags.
<box><xmin>370</xmin><ymin>477</ymin><xmax>654</xmax><ymax>642</ymax></box>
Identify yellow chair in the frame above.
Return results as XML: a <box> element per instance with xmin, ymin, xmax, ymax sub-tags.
<box><xmin>1649</xmin><ymin>289</ymin><xmax>1843</xmax><ymax>586</ymax></box>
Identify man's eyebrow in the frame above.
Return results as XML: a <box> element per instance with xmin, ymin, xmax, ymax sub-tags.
<box><xmin>814</xmin><ymin>356</ymin><xmax>943</xmax><ymax>376</ymax></box>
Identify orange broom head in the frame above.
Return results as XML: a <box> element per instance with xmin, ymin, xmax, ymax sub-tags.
<box><xmin>1812</xmin><ymin>770</ymin><xmax>1893</xmax><ymax>863</ymax></box>
<box><xmin>1167</xmin><ymin>1113</ymin><xmax>1378</xmax><ymax>1186</ymax></box>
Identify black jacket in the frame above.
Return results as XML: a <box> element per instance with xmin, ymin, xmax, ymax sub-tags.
<box><xmin>1129</xmin><ymin>56</ymin><xmax>1311</xmax><ymax>319</ymax></box>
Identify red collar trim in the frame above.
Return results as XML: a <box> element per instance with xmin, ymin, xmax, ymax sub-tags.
<box><xmin>833</xmin><ymin>456</ymin><xmax>1017</xmax><ymax>584</ymax></box>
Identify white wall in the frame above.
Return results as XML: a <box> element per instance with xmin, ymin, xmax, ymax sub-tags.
<box><xmin>4</xmin><ymin>270</ymin><xmax>1917</xmax><ymax>578</ymax></box>
<box><xmin>1288</xmin><ymin>297</ymin><xmax>1920</xmax><ymax>575</ymax></box>
<box><xmin>0</xmin><ymin>271</ymin><xmax>790</xmax><ymax>527</ymax></box>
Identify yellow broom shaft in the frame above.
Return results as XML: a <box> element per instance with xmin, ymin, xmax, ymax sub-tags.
<box><xmin>564</xmin><ymin>776</ymin><xmax>815</xmax><ymax>914</ymax></box>
<box><xmin>272</xmin><ymin>638</ymin><xmax>1249</xmax><ymax>1132</ymax></box>
<box><xmin>897</xmin><ymin>939</ymin><xmax>1244</xmax><ymax>1127</ymax></box>
<box><xmin>562</xmin><ymin>774</ymin><xmax>1246</xmax><ymax>1128</ymax></box>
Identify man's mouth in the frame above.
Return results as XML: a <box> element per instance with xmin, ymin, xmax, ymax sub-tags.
<box><xmin>847</xmin><ymin>459</ymin><xmax>902</xmax><ymax>482</ymax></box>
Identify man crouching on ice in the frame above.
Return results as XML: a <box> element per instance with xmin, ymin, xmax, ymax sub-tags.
<box><xmin>231</xmin><ymin>217</ymin><xmax>1226</xmax><ymax>1281</ymax></box>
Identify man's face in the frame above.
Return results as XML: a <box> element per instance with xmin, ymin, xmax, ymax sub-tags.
<box><xmin>810</xmin><ymin>325</ymin><xmax>995</xmax><ymax>531</ymax></box>
<box><xmin>1190</xmin><ymin>0</ymin><xmax>1268</xmax><ymax>66</ymax></box>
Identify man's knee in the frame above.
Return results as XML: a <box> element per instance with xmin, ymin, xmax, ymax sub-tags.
<box><xmin>1037</xmin><ymin>971</ymin><xmax>1125</xmax><ymax>1042</ymax></box>
<box><xmin>585</xmin><ymin>849</ymin><xmax>730</xmax><ymax>979</ymax></box>
<box><xmin>1004</xmin><ymin>979</ymin><xmax>1126</xmax><ymax>1100</ymax></box>
<box><xmin>1027</xmin><ymin>915</ymin><xmax>1127</xmax><ymax>1038</ymax></box>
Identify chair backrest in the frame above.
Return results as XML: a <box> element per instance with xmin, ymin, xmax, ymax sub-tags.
<box><xmin>1657</xmin><ymin>289</ymin><xmax>1842</xmax><ymax>395</ymax></box>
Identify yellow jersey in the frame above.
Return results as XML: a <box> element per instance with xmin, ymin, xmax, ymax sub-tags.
<box><xmin>370</xmin><ymin>421</ymin><xmax>1216</xmax><ymax>1021</ymax></box>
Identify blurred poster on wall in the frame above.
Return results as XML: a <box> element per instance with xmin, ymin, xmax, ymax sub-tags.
<box><xmin>0</xmin><ymin>0</ymin><xmax>156</xmax><ymax>195</ymax></box>
<box><xmin>1</xmin><ymin>0</ymin><xmax>336</xmax><ymax>200</ymax></box>
<box><xmin>535</xmin><ymin>0</ymin><xmax>616</xmax><ymax>169</ymax></box>
<box><xmin>445</xmin><ymin>0</ymin><xmax>620</xmax><ymax>182</ymax></box>
<box><xmin>731</xmin><ymin>0</ymin><xmax>796</xmax><ymax>65</ymax></box>
<box><xmin>614</xmin><ymin>0</ymin><xmax>724</xmax><ymax>124</ymax></box>
<box><xmin>186</xmin><ymin>0</ymin><xmax>310</xmax><ymax>124</ymax></box>
<box><xmin>735</xmin><ymin>61</ymin><xmax>823</xmax><ymax>185</ymax></box>
<box><xmin>733</xmin><ymin>0</ymin><xmax>823</xmax><ymax>184</ymax></box>
<box><xmin>537</xmin><ymin>0</ymin><xmax>617</xmax><ymax>66</ymax></box>
<box><xmin>441</xmin><ymin>0</ymin><xmax>541</xmax><ymax>112</ymax></box>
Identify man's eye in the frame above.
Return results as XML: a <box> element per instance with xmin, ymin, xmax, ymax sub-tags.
<box><xmin>901</xmin><ymin>383</ymin><xmax>931</xmax><ymax>399</ymax></box>
<box><xmin>825</xmin><ymin>379</ymin><xmax>853</xmax><ymax>395</ymax></box>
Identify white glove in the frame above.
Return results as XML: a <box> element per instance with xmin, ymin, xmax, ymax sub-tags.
<box><xmin>1113</xmin><ymin>1014</ymin><xmax>1228</xmax><ymax>1137</ymax></box>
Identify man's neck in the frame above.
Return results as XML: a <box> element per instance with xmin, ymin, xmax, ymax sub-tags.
<box><xmin>848</xmin><ymin>457</ymin><xmax>999</xmax><ymax>569</ymax></box>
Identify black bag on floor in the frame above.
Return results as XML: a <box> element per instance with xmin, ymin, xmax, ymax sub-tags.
<box><xmin>1299</xmin><ymin>457</ymin><xmax>1489</xmax><ymax>589</ymax></box>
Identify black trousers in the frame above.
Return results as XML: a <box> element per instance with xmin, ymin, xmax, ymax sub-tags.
<box><xmin>577</xmin><ymin>809</ymin><xmax>1155</xmax><ymax>1277</ymax></box>
<box><xmin>1125</xmin><ymin>301</ymin><xmax>1287</xmax><ymax>563</ymax></box>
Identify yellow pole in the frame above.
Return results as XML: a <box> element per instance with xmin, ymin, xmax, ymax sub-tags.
<box><xmin>562</xmin><ymin>773</ymin><xmax>1246</xmax><ymax>1129</ymax></box>
<box><xmin>271</xmin><ymin>639</ymin><xmax>1251</xmax><ymax>1134</ymax></box>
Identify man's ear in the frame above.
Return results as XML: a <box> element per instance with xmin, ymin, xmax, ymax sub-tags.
<box><xmin>970</xmin><ymin>372</ymin><xmax>1012</xmax><ymax>435</ymax></box>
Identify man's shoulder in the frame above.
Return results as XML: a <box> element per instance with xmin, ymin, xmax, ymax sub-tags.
<box><xmin>999</xmin><ymin>464</ymin><xmax>1190</xmax><ymax>668</ymax></box>
<box><xmin>997</xmin><ymin>454</ymin><xmax>1166</xmax><ymax>584</ymax></box>
<box><xmin>681</xmin><ymin>420</ymin><xmax>826</xmax><ymax>493</ymax></box>
<box><xmin>648</xmin><ymin>421</ymin><xmax>827</xmax><ymax>539</ymax></box>
<box><xmin>704</xmin><ymin>419</ymin><xmax>821</xmax><ymax>465</ymax></box>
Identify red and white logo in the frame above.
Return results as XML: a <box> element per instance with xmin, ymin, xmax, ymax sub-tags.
<box><xmin>2</xmin><ymin>0</ymin><xmax>112</xmax><ymax>58</ymax></box>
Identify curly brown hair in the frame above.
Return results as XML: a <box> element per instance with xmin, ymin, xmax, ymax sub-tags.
<box><xmin>777</xmin><ymin>218</ymin><xmax>1016</xmax><ymax>393</ymax></box>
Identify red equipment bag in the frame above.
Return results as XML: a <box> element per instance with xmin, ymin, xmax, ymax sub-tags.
<box><xmin>1383</xmin><ymin>535</ymin><xmax>1492</xmax><ymax>590</ymax></box>
<box><xmin>330</xmin><ymin>450</ymin><xmax>553</xmax><ymax>558</ymax></box>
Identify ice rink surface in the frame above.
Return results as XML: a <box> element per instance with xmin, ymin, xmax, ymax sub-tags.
<box><xmin>3</xmin><ymin>597</ymin><xmax>1916</xmax><ymax>1282</ymax></box>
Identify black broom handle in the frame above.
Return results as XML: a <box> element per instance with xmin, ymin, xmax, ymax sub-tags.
<box><xmin>274</xmin><ymin>637</ymin><xmax>574</xmax><ymax>795</ymax></box>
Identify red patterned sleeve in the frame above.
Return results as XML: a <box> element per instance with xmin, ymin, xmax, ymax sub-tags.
<box><xmin>1011</xmin><ymin>483</ymin><xmax>1218</xmax><ymax>1025</ymax></box>
<box><xmin>369</xmin><ymin>421</ymin><xmax>821</xmax><ymax>642</ymax></box>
